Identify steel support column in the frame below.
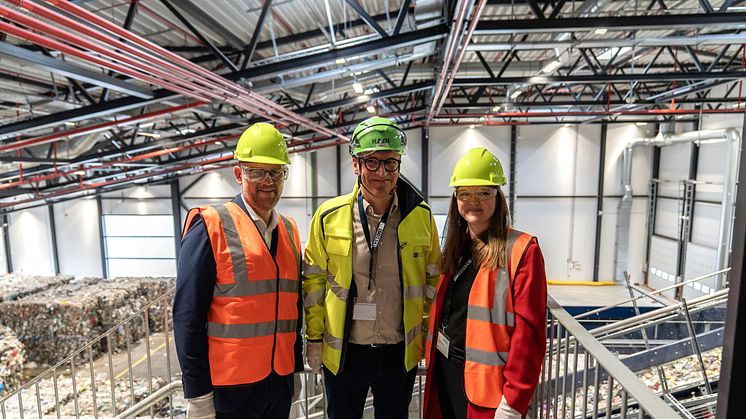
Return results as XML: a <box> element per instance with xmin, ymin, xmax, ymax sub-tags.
<box><xmin>715</xmin><ymin>112</ymin><xmax>746</xmax><ymax>419</ymax></box>
<box><xmin>311</xmin><ymin>151</ymin><xmax>319</xmax><ymax>212</ymax></box>
<box><xmin>336</xmin><ymin>145</ymin><xmax>342</xmax><ymax>195</ymax></box>
<box><xmin>48</xmin><ymin>204</ymin><xmax>60</xmax><ymax>274</ymax></box>
<box><xmin>421</xmin><ymin>127</ymin><xmax>429</xmax><ymax>200</ymax></box>
<box><xmin>593</xmin><ymin>124</ymin><xmax>607</xmax><ymax>282</ymax></box>
<box><xmin>96</xmin><ymin>195</ymin><xmax>108</xmax><ymax>278</ymax></box>
<box><xmin>509</xmin><ymin>126</ymin><xmax>517</xmax><ymax>218</ymax></box>
<box><xmin>2</xmin><ymin>214</ymin><xmax>11</xmax><ymax>273</ymax></box>
<box><xmin>171</xmin><ymin>179</ymin><xmax>182</xmax><ymax>263</ymax></box>
<box><xmin>644</xmin><ymin>146</ymin><xmax>661</xmax><ymax>285</ymax></box>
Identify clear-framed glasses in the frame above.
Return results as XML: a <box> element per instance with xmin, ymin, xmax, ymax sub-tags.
<box><xmin>241</xmin><ymin>166</ymin><xmax>288</xmax><ymax>183</ymax></box>
<box><xmin>360</xmin><ymin>157</ymin><xmax>401</xmax><ymax>172</ymax></box>
<box><xmin>455</xmin><ymin>188</ymin><xmax>498</xmax><ymax>201</ymax></box>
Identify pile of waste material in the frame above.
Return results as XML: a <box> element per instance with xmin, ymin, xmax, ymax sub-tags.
<box><xmin>0</xmin><ymin>277</ymin><xmax>174</xmax><ymax>366</ymax></box>
<box><xmin>0</xmin><ymin>324</ymin><xmax>25</xmax><ymax>395</ymax></box>
<box><xmin>0</xmin><ymin>273</ymin><xmax>72</xmax><ymax>302</ymax></box>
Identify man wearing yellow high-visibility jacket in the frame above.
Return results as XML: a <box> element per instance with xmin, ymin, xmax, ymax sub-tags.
<box><xmin>303</xmin><ymin>117</ymin><xmax>440</xmax><ymax>419</ymax></box>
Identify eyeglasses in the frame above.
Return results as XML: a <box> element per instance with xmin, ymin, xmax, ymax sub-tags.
<box><xmin>455</xmin><ymin>188</ymin><xmax>498</xmax><ymax>201</ymax></box>
<box><xmin>241</xmin><ymin>166</ymin><xmax>288</xmax><ymax>183</ymax></box>
<box><xmin>360</xmin><ymin>157</ymin><xmax>401</xmax><ymax>172</ymax></box>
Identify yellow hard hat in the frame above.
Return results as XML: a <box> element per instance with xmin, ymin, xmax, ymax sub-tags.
<box><xmin>449</xmin><ymin>148</ymin><xmax>506</xmax><ymax>187</ymax></box>
<box><xmin>234</xmin><ymin>122</ymin><xmax>290</xmax><ymax>165</ymax></box>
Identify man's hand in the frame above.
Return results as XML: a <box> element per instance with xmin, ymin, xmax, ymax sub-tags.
<box><xmin>187</xmin><ymin>391</ymin><xmax>216</xmax><ymax>418</ymax></box>
<box><xmin>306</xmin><ymin>341</ymin><xmax>322</xmax><ymax>374</ymax></box>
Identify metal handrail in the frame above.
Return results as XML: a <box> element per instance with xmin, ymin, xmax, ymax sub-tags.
<box><xmin>0</xmin><ymin>287</ymin><xmax>176</xmax><ymax>404</ymax></box>
<box><xmin>536</xmin><ymin>296</ymin><xmax>683</xmax><ymax>418</ymax></box>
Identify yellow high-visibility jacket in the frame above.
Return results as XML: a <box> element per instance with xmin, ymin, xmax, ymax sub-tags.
<box><xmin>303</xmin><ymin>179</ymin><xmax>440</xmax><ymax>374</ymax></box>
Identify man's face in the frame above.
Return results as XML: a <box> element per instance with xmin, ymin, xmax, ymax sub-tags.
<box><xmin>352</xmin><ymin>150</ymin><xmax>401</xmax><ymax>198</ymax></box>
<box><xmin>233</xmin><ymin>162</ymin><xmax>286</xmax><ymax>214</ymax></box>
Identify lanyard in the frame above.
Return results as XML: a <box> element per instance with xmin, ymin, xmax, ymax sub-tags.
<box><xmin>357</xmin><ymin>193</ymin><xmax>393</xmax><ymax>291</ymax></box>
<box><xmin>441</xmin><ymin>258</ymin><xmax>472</xmax><ymax>329</ymax></box>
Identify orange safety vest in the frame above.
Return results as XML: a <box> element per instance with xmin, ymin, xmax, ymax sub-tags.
<box><xmin>425</xmin><ymin>229</ymin><xmax>534</xmax><ymax>409</ymax></box>
<box><xmin>183</xmin><ymin>202</ymin><xmax>301</xmax><ymax>386</ymax></box>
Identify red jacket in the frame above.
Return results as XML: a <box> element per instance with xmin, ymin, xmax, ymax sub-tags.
<box><xmin>423</xmin><ymin>238</ymin><xmax>547</xmax><ymax>418</ymax></box>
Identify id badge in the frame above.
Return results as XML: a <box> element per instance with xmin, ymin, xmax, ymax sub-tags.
<box><xmin>352</xmin><ymin>299</ymin><xmax>377</xmax><ymax>321</ymax></box>
<box><xmin>436</xmin><ymin>329</ymin><xmax>450</xmax><ymax>358</ymax></box>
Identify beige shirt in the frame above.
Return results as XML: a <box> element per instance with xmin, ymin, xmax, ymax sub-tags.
<box><xmin>241</xmin><ymin>195</ymin><xmax>278</xmax><ymax>247</ymax></box>
<box><xmin>349</xmin><ymin>194</ymin><xmax>404</xmax><ymax>345</ymax></box>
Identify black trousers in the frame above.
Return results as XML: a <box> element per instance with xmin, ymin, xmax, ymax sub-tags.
<box><xmin>435</xmin><ymin>351</ymin><xmax>468</xmax><ymax>419</ymax></box>
<box><xmin>214</xmin><ymin>372</ymin><xmax>292</xmax><ymax>419</ymax></box>
<box><xmin>323</xmin><ymin>342</ymin><xmax>417</xmax><ymax>419</ymax></box>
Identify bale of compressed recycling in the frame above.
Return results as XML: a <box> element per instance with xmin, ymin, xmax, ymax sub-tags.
<box><xmin>0</xmin><ymin>277</ymin><xmax>175</xmax><ymax>366</ymax></box>
<box><xmin>0</xmin><ymin>324</ymin><xmax>25</xmax><ymax>395</ymax></box>
<box><xmin>0</xmin><ymin>273</ymin><xmax>73</xmax><ymax>302</ymax></box>
<box><xmin>110</xmin><ymin>277</ymin><xmax>174</xmax><ymax>333</ymax></box>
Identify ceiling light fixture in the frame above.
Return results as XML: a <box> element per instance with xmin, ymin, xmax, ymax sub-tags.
<box><xmin>635</xmin><ymin>122</ymin><xmax>648</xmax><ymax>126</ymax></box>
<box><xmin>366</xmin><ymin>105</ymin><xmax>376</xmax><ymax>114</ymax></box>
<box><xmin>594</xmin><ymin>28</ymin><xmax>608</xmax><ymax>35</ymax></box>
<box><xmin>352</xmin><ymin>82</ymin><xmax>364</xmax><ymax>94</ymax></box>
<box><xmin>335</xmin><ymin>58</ymin><xmax>346</xmax><ymax>64</ymax></box>
<box><xmin>492</xmin><ymin>105</ymin><xmax>501</xmax><ymax>112</ymax></box>
<box><xmin>469</xmin><ymin>124</ymin><xmax>476</xmax><ymax>129</ymax></box>
<box><xmin>510</xmin><ymin>90</ymin><xmax>523</xmax><ymax>100</ymax></box>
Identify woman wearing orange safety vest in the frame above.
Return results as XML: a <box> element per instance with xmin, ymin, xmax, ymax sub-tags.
<box><xmin>423</xmin><ymin>148</ymin><xmax>547</xmax><ymax>419</ymax></box>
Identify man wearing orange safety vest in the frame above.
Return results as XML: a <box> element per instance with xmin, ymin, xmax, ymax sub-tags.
<box><xmin>174</xmin><ymin>122</ymin><xmax>303</xmax><ymax>418</ymax></box>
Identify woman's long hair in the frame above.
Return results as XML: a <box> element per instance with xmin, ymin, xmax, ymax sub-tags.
<box><xmin>440</xmin><ymin>187</ymin><xmax>512</xmax><ymax>274</ymax></box>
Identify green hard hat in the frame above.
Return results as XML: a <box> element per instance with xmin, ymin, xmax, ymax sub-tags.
<box><xmin>349</xmin><ymin>117</ymin><xmax>407</xmax><ymax>156</ymax></box>
<box><xmin>449</xmin><ymin>148</ymin><xmax>506</xmax><ymax>187</ymax></box>
<box><xmin>234</xmin><ymin>122</ymin><xmax>291</xmax><ymax>165</ymax></box>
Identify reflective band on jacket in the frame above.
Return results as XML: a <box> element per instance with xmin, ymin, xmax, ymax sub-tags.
<box><xmin>184</xmin><ymin>202</ymin><xmax>301</xmax><ymax>387</ymax></box>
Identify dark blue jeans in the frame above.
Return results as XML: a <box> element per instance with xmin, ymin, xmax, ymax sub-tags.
<box><xmin>323</xmin><ymin>342</ymin><xmax>417</xmax><ymax>419</ymax></box>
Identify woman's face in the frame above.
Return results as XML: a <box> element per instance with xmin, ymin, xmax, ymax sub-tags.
<box><xmin>456</xmin><ymin>186</ymin><xmax>497</xmax><ymax>233</ymax></box>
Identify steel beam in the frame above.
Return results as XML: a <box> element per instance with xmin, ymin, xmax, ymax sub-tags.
<box><xmin>171</xmin><ymin>179</ymin><xmax>182</xmax><ymax>262</ymax></box>
<box><xmin>241</xmin><ymin>0</ymin><xmax>273</xmax><ymax>68</ymax></box>
<box><xmin>474</xmin><ymin>12</ymin><xmax>746</xmax><ymax>34</ymax></box>
<box><xmin>96</xmin><ymin>195</ymin><xmax>108</xmax><ymax>278</ymax></box>
<box><xmin>48</xmin><ymin>204</ymin><xmax>60</xmax><ymax>274</ymax></box>
<box><xmin>344</xmin><ymin>0</ymin><xmax>388</xmax><ymax>37</ymax></box>
<box><xmin>453</xmin><ymin>71</ymin><xmax>746</xmax><ymax>85</ymax></box>
<box><xmin>2</xmin><ymin>214</ymin><xmax>11</xmax><ymax>273</ymax></box>
<box><xmin>593</xmin><ymin>124</ymin><xmax>607</xmax><ymax>282</ymax></box>
<box><xmin>0</xmin><ymin>42</ymin><xmax>153</xmax><ymax>99</ymax></box>
<box><xmin>227</xmin><ymin>25</ymin><xmax>446</xmax><ymax>81</ymax></box>
<box><xmin>298</xmin><ymin>81</ymin><xmax>434</xmax><ymax>114</ymax></box>
<box><xmin>160</xmin><ymin>0</ymin><xmax>238</xmax><ymax>71</ymax></box>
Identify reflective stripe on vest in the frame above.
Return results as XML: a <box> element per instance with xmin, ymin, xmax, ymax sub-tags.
<box><xmin>189</xmin><ymin>202</ymin><xmax>300</xmax><ymax>386</ymax></box>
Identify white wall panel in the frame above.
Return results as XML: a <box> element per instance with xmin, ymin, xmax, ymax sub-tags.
<box><xmin>285</xmin><ymin>152</ymin><xmax>311</xmax><ymax>198</ymax></box>
<box><xmin>9</xmin><ymin>206</ymin><xmax>54</xmax><ymax>275</ymax></box>
<box><xmin>696</xmin><ymin>141</ymin><xmax>728</xmax><ymax>203</ymax></box>
<box><xmin>514</xmin><ymin>197</ymin><xmax>597</xmax><ymax>280</ymax></box>
<box><xmin>54</xmin><ymin>199</ymin><xmax>102</xmax><ymax>277</ymax></box>
<box><xmin>648</xmin><ymin>235</ymin><xmax>679</xmax><ymax>298</ymax></box>
<box><xmin>108</xmin><ymin>259</ymin><xmax>176</xmax><ymax>278</ymax></box>
<box><xmin>682</xmin><ymin>242</ymin><xmax>719</xmax><ymax>299</ymax></box>
<box><xmin>315</xmin><ymin>145</ymin><xmax>340</xmax><ymax>198</ymax></box>
<box><xmin>400</xmin><ymin>128</ymin><xmax>422</xmax><ymax>191</ymax></box>
<box><xmin>658</xmin><ymin>142</ymin><xmax>691</xmax><ymax>197</ymax></box>
<box><xmin>429</xmin><ymin>126</ymin><xmax>511</xmax><ymax>198</ymax></box>
<box><xmin>691</xmin><ymin>202</ymin><xmax>721</xmax><ymax>248</ymax></box>
<box><xmin>654</xmin><ymin>198</ymin><xmax>680</xmax><ymax>239</ymax></box>
<box><xmin>0</xmin><ymin>227</ymin><xmax>7</xmax><ymax>274</ymax></box>
<box><xmin>516</xmin><ymin>125</ymin><xmax>600</xmax><ymax>196</ymax></box>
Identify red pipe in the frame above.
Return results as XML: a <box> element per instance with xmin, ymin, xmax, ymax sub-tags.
<box><xmin>0</xmin><ymin>133</ymin><xmax>240</xmax><ymax>190</ymax></box>
<box><xmin>13</xmin><ymin>0</ymin><xmax>344</xmax><ymax>140</ymax></box>
<box><xmin>0</xmin><ymin>102</ymin><xmax>205</xmax><ymax>153</ymax></box>
<box><xmin>0</xmin><ymin>19</ymin><xmax>212</xmax><ymax>102</ymax></box>
<box><xmin>4</xmin><ymin>1</ymin><xmax>245</xmax><ymax>101</ymax></box>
